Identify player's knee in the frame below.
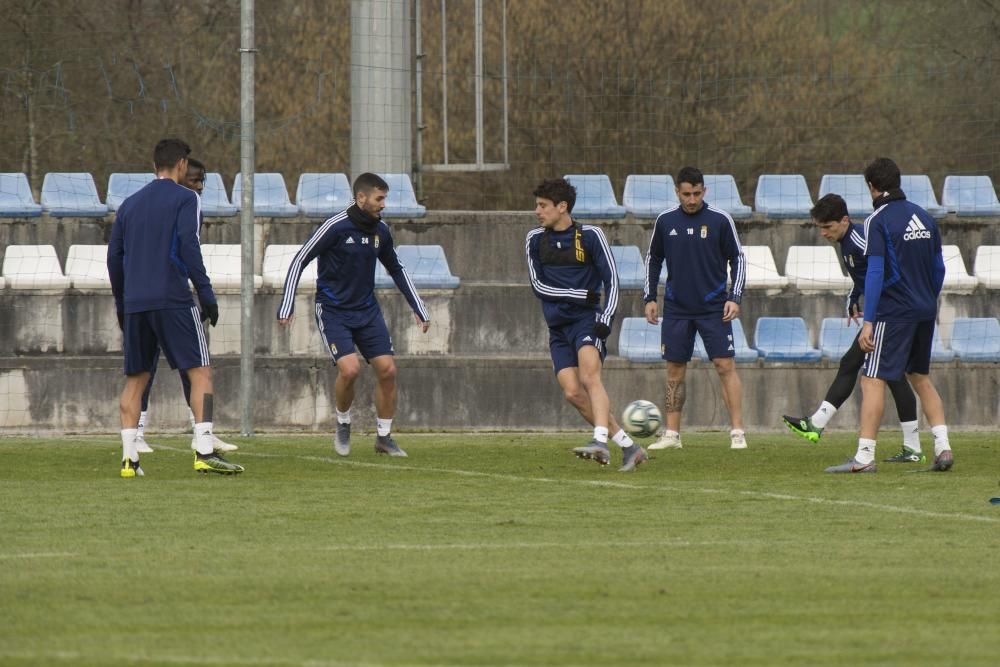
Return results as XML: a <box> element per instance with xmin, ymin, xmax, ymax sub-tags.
<box><xmin>375</xmin><ymin>362</ymin><xmax>397</xmax><ymax>384</ymax></box>
<box><xmin>712</xmin><ymin>358</ymin><xmax>735</xmax><ymax>375</ymax></box>
<box><xmin>338</xmin><ymin>361</ymin><xmax>362</xmax><ymax>381</ymax></box>
<box><xmin>563</xmin><ymin>387</ymin><xmax>586</xmax><ymax>407</ymax></box>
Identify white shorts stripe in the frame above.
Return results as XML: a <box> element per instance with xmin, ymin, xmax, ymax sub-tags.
<box><xmin>190</xmin><ymin>306</ymin><xmax>210</xmax><ymax>366</ymax></box>
<box><xmin>314</xmin><ymin>302</ymin><xmax>336</xmax><ymax>361</ymax></box>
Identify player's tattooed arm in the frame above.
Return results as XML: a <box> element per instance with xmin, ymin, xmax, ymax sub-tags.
<box><xmin>665</xmin><ymin>380</ymin><xmax>686</xmax><ymax>412</ymax></box>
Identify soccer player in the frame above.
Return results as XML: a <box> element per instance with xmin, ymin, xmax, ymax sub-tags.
<box><xmin>277</xmin><ymin>172</ymin><xmax>429</xmax><ymax>458</ymax></box>
<box><xmin>782</xmin><ymin>194</ymin><xmax>924</xmax><ymax>462</ymax></box>
<box><xmin>133</xmin><ymin>158</ymin><xmax>237</xmax><ymax>454</ymax></box>
<box><xmin>526</xmin><ymin>177</ymin><xmax>648</xmax><ymax>472</ymax></box>
<box><xmin>643</xmin><ymin>166</ymin><xmax>748</xmax><ymax>451</ymax></box>
<box><xmin>108</xmin><ymin>138</ymin><xmax>243</xmax><ymax>477</ymax></box>
<box><xmin>825</xmin><ymin>157</ymin><xmax>953</xmax><ymax>473</ymax></box>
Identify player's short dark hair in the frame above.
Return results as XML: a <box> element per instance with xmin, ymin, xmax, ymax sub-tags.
<box><xmin>676</xmin><ymin>166</ymin><xmax>704</xmax><ymax>188</ymax></box>
<box><xmin>153</xmin><ymin>138</ymin><xmax>191</xmax><ymax>170</ymax></box>
<box><xmin>353</xmin><ymin>172</ymin><xmax>389</xmax><ymax>195</ymax></box>
<box><xmin>811</xmin><ymin>193</ymin><xmax>849</xmax><ymax>223</ymax></box>
<box><xmin>864</xmin><ymin>157</ymin><xmax>901</xmax><ymax>192</ymax></box>
<box><xmin>533</xmin><ymin>178</ymin><xmax>576</xmax><ymax>213</ymax></box>
<box><xmin>187</xmin><ymin>158</ymin><xmax>205</xmax><ymax>173</ymax></box>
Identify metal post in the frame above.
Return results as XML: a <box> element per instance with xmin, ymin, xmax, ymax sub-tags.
<box><xmin>474</xmin><ymin>0</ymin><xmax>483</xmax><ymax>167</ymax></box>
<box><xmin>239</xmin><ymin>0</ymin><xmax>255</xmax><ymax>436</ymax></box>
<box><xmin>501</xmin><ymin>0</ymin><xmax>508</xmax><ymax>166</ymax></box>
<box><xmin>414</xmin><ymin>0</ymin><xmax>423</xmax><ymax>199</ymax></box>
<box><xmin>440</xmin><ymin>0</ymin><xmax>448</xmax><ymax>165</ymax></box>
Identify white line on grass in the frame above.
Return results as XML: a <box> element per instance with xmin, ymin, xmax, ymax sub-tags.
<box><xmin>0</xmin><ymin>551</ymin><xmax>77</xmax><ymax>559</ymax></box>
<box><xmin>156</xmin><ymin>445</ymin><xmax>1000</xmax><ymax>524</ymax></box>
<box><xmin>0</xmin><ymin>650</ymin><xmax>430</xmax><ymax>667</ymax></box>
<box><xmin>316</xmin><ymin>539</ymin><xmax>738</xmax><ymax>552</ymax></box>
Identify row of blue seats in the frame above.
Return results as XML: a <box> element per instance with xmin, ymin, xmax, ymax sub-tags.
<box><xmin>0</xmin><ymin>172</ymin><xmax>426</xmax><ymax>219</ymax></box>
<box><xmin>567</xmin><ymin>173</ymin><xmax>1000</xmax><ymax>219</ymax></box>
<box><xmin>618</xmin><ymin>317</ymin><xmax>1000</xmax><ymax>363</ymax></box>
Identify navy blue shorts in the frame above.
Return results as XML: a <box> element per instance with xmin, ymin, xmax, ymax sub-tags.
<box><xmin>123</xmin><ymin>306</ymin><xmax>209</xmax><ymax>375</ymax></box>
<box><xmin>548</xmin><ymin>317</ymin><xmax>606</xmax><ymax>375</ymax></box>
<box><xmin>661</xmin><ymin>317</ymin><xmax>734</xmax><ymax>363</ymax></box>
<box><xmin>315</xmin><ymin>302</ymin><xmax>394</xmax><ymax>363</ymax></box>
<box><xmin>863</xmin><ymin>320</ymin><xmax>934</xmax><ymax>380</ymax></box>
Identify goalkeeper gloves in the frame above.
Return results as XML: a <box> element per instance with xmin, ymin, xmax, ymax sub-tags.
<box><xmin>200</xmin><ymin>302</ymin><xmax>219</xmax><ymax>327</ymax></box>
<box><xmin>593</xmin><ymin>321</ymin><xmax>611</xmax><ymax>340</ymax></box>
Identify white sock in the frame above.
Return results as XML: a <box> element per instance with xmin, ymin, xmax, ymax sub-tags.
<box><xmin>121</xmin><ymin>428</ymin><xmax>138</xmax><ymax>462</ymax></box>
<box><xmin>137</xmin><ymin>411</ymin><xmax>147</xmax><ymax>438</ymax></box>
<box><xmin>336</xmin><ymin>408</ymin><xmax>352</xmax><ymax>425</ymax></box>
<box><xmin>664</xmin><ymin>429</ymin><xmax>680</xmax><ymax>440</ymax></box>
<box><xmin>187</xmin><ymin>408</ymin><xmax>196</xmax><ymax>430</ymax></box>
<box><xmin>376</xmin><ymin>418</ymin><xmax>392</xmax><ymax>437</ymax></box>
<box><xmin>810</xmin><ymin>401</ymin><xmax>837</xmax><ymax>429</ymax></box>
<box><xmin>855</xmin><ymin>438</ymin><xmax>876</xmax><ymax>465</ymax></box>
<box><xmin>194</xmin><ymin>421</ymin><xmax>215</xmax><ymax>455</ymax></box>
<box><xmin>931</xmin><ymin>424</ymin><xmax>951</xmax><ymax>456</ymax></box>
<box><xmin>611</xmin><ymin>429</ymin><xmax>634</xmax><ymax>449</ymax></box>
<box><xmin>593</xmin><ymin>426</ymin><xmax>609</xmax><ymax>444</ymax></box>
<box><xmin>900</xmin><ymin>420</ymin><xmax>921</xmax><ymax>452</ymax></box>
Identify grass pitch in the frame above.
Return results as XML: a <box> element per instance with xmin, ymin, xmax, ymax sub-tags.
<box><xmin>0</xmin><ymin>430</ymin><xmax>998</xmax><ymax>667</ymax></box>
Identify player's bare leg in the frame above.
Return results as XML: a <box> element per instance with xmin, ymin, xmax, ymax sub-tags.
<box><xmin>907</xmin><ymin>372</ymin><xmax>952</xmax><ymax>470</ymax></box>
<box><xmin>334</xmin><ymin>353</ymin><xmax>362</xmax><ymax>412</ymax></box>
<box><xmin>187</xmin><ymin>365</ymin><xmax>242</xmax><ymax>474</ymax></box>
<box><xmin>826</xmin><ymin>374</ymin><xmax>882</xmax><ymax>473</ymax></box>
<box><xmin>119</xmin><ymin>372</ymin><xmax>150</xmax><ymax>477</ymax></box>
<box><xmin>714</xmin><ymin>357</ymin><xmax>747</xmax><ymax>449</ymax></box>
<box><xmin>650</xmin><ymin>362</ymin><xmax>686</xmax><ymax>450</ymax></box>
<box><xmin>370</xmin><ymin>355</ymin><xmax>405</xmax><ymax>457</ymax></box>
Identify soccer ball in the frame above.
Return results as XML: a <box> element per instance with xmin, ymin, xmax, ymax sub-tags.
<box><xmin>621</xmin><ymin>400</ymin><xmax>662</xmax><ymax>439</ymax></box>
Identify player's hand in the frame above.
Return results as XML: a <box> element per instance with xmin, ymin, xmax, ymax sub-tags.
<box><xmin>278</xmin><ymin>315</ymin><xmax>293</xmax><ymax>327</ymax></box>
<box><xmin>722</xmin><ymin>300</ymin><xmax>740</xmax><ymax>322</ymax></box>
<box><xmin>200</xmin><ymin>302</ymin><xmax>219</xmax><ymax>327</ymax></box>
<box><xmin>644</xmin><ymin>301</ymin><xmax>658</xmax><ymax>325</ymax></box>
<box><xmin>859</xmin><ymin>321</ymin><xmax>875</xmax><ymax>352</ymax></box>
<box><xmin>847</xmin><ymin>300</ymin><xmax>862</xmax><ymax>326</ymax></box>
<box><xmin>116</xmin><ymin>309</ymin><xmax>124</xmax><ymax>331</ymax></box>
<box><xmin>414</xmin><ymin>313</ymin><xmax>430</xmax><ymax>333</ymax></box>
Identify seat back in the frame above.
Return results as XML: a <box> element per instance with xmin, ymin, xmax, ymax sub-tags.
<box><xmin>375</xmin><ymin>245</ymin><xmax>460</xmax><ymax>288</ymax></box>
<box><xmin>40</xmin><ymin>173</ymin><xmax>107</xmax><ymax>217</ymax></box>
<box><xmin>900</xmin><ymin>175</ymin><xmax>946</xmax><ymax>218</ymax></box>
<box><xmin>1</xmin><ymin>245</ymin><xmax>71</xmax><ymax>289</ymax></box>
<box><xmin>703</xmin><ymin>174</ymin><xmax>751</xmax><ymax>218</ymax></box>
<box><xmin>973</xmin><ymin>246</ymin><xmax>1000</xmax><ymax>288</ymax></box>
<box><xmin>563</xmin><ymin>174</ymin><xmax>626</xmax><ymax>219</ymax></box>
<box><xmin>622</xmin><ymin>175</ymin><xmax>678</xmax><ymax>218</ymax></box>
<box><xmin>784</xmin><ymin>245</ymin><xmax>852</xmax><ymax>291</ymax></box>
<box><xmin>378</xmin><ymin>173</ymin><xmax>427</xmax><ymax>218</ymax></box>
<box><xmin>609</xmin><ymin>245</ymin><xmax>645</xmax><ymax>289</ymax></box>
<box><xmin>742</xmin><ymin>246</ymin><xmax>788</xmax><ymax>288</ymax></box>
<box><xmin>819</xmin><ymin>318</ymin><xmax>858</xmax><ymax>358</ymax></box>
<box><xmin>753</xmin><ymin>316</ymin><xmax>821</xmax><ymax>361</ymax></box>
<box><xmin>618</xmin><ymin>317</ymin><xmax>662</xmax><ymax>362</ymax></box>
<box><xmin>950</xmin><ymin>318</ymin><xmax>1000</xmax><ymax>361</ymax></box>
<box><xmin>200</xmin><ymin>244</ymin><xmax>263</xmax><ymax>289</ymax></box>
<box><xmin>942</xmin><ymin>176</ymin><xmax>1000</xmax><ymax>216</ymax></box>
<box><xmin>818</xmin><ymin>174</ymin><xmax>872</xmax><ymax>217</ymax></box>
<box><xmin>65</xmin><ymin>245</ymin><xmax>111</xmax><ymax>288</ymax></box>
<box><xmin>107</xmin><ymin>173</ymin><xmax>155</xmax><ymax>211</ymax></box>
<box><xmin>262</xmin><ymin>245</ymin><xmax>318</xmax><ymax>289</ymax></box>
<box><xmin>940</xmin><ymin>245</ymin><xmax>978</xmax><ymax>291</ymax></box>
<box><xmin>233</xmin><ymin>173</ymin><xmax>298</xmax><ymax>217</ymax></box>
<box><xmin>201</xmin><ymin>173</ymin><xmax>238</xmax><ymax>216</ymax></box>
<box><xmin>754</xmin><ymin>174</ymin><xmax>813</xmax><ymax>218</ymax></box>
<box><xmin>0</xmin><ymin>173</ymin><xmax>42</xmax><ymax>217</ymax></box>
<box><xmin>296</xmin><ymin>173</ymin><xmax>352</xmax><ymax>217</ymax></box>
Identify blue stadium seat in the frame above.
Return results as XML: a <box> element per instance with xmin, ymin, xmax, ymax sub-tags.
<box><xmin>819</xmin><ymin>318</ymin><xmax>859</xmax><ymax>358</ymax></box>
<box><xmin>941</xmin><ymin>176</ymin><xmax>1000</xmax><ymax>217</ymax></box>
<box><xmin>0</xmin><ymin>173</ymin><xmax>42</xmax><ymax>217</ymax></box>
<box><xmin>622</xmin><ymin>175</ymin><xmax>678</xmax><ymax>218</ymax></box>
<box><xmin>818</xmin><ymin>175</ymin><xmax>872</xmax><ymax>217</ymax></box>
<box><xmin>374</xmin><ymin>245</ymin><xmax>460</xmax><ymax>288</ymax></box>
<box><xmin>754</xmin><ymin>175</ymin><xmax>813</xmax><ymax>219</ymax></box>
<box><xmin>950</xmin><ymin>318</ymin><xmax>1000</xmax><ymax>361</ymax></box>
<box><xmin>40</xmin><ymin>173</ymin><xmax>108</xmax><ymax>217</ymax></box>
<box><xmin>296</xmin><ymin>173</ymin><xmax>352</xmax><ymax>217</ymax></box>
<box><xmin>564</xmin><ymin>174</ymin><xmax>626</xmax><ymax>219</ymax></box>
<box><xmin>703</xmin><ymin>174</ymin><xmax>752</xmax><ymax>219</ymax></box>
<box><xmin>609</xmin><ymin>245</ymin><xmax>645</xmax><ymax>289</ymax></box>
<box><xmin>931</xmin><ymin>326</ymin><xmax>954</xmax><ymax>362</ymax></box>
<box><xmin>900</xmin><ymin>175</ymin><xmax>947</xmax><ymax>218</ymax></box>
<box><xmin>106</xmin><ymin>173</ymin><xmax>154</xmax><ymax>211</ymax></box>
<box><xmin>201</xmin><ymin>173</ymin><xmax>237</xmax><ymax>217</ymax></box>
<box><xmin>232</xmin><ymin>173</ymin><xmax>299</xmax><ymax>217</ymax></box>
<box><xmin>753</xmin><ymin>317</ymin><xmax>821</xmax><ymax>362</ymax></box>
<box><xmin>379</xmin><ymin>173</ymin><xmax>426</xmax><ymax>218</ymax></box>
<box><xmin>618</xmin><ymin>317</ymin><xmax>662</xmax><ymax>362</ymax></box>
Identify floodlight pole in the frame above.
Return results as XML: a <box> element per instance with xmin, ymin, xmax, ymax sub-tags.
<box><xmin>239</xmin><ymin>0</ymin><xmax>256</xmax><ymax>436</ymax></box>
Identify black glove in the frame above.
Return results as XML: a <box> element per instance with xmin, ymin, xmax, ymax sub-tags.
<box><xmin>585</xmin><ymin>290</ymin><xmax>600</xmax><ymax>305</ymax></box>
<box><xmin>593</xmin><ymin>321</ymin><xmax>611</xmax><ymax>340</ymax></box>
<box><xmin>200</xmin><ymin>302</ymin><xmax>219</xmax><ymax>327</ymax></box>
<box><xmin>847</xmin><ymin>298</ymin><xmax>861</xmax><ymax>320</ymax></box>
<box><xmin>116</xmin><ymin>309</ymin><xmax>124</xmax><ymax>331</ymax></box>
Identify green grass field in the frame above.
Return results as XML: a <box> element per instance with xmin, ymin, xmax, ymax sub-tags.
<box><xmin>1</xmin><ymin>431</ymin><xmax>998</xmax><ymax>667</ymax></box>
